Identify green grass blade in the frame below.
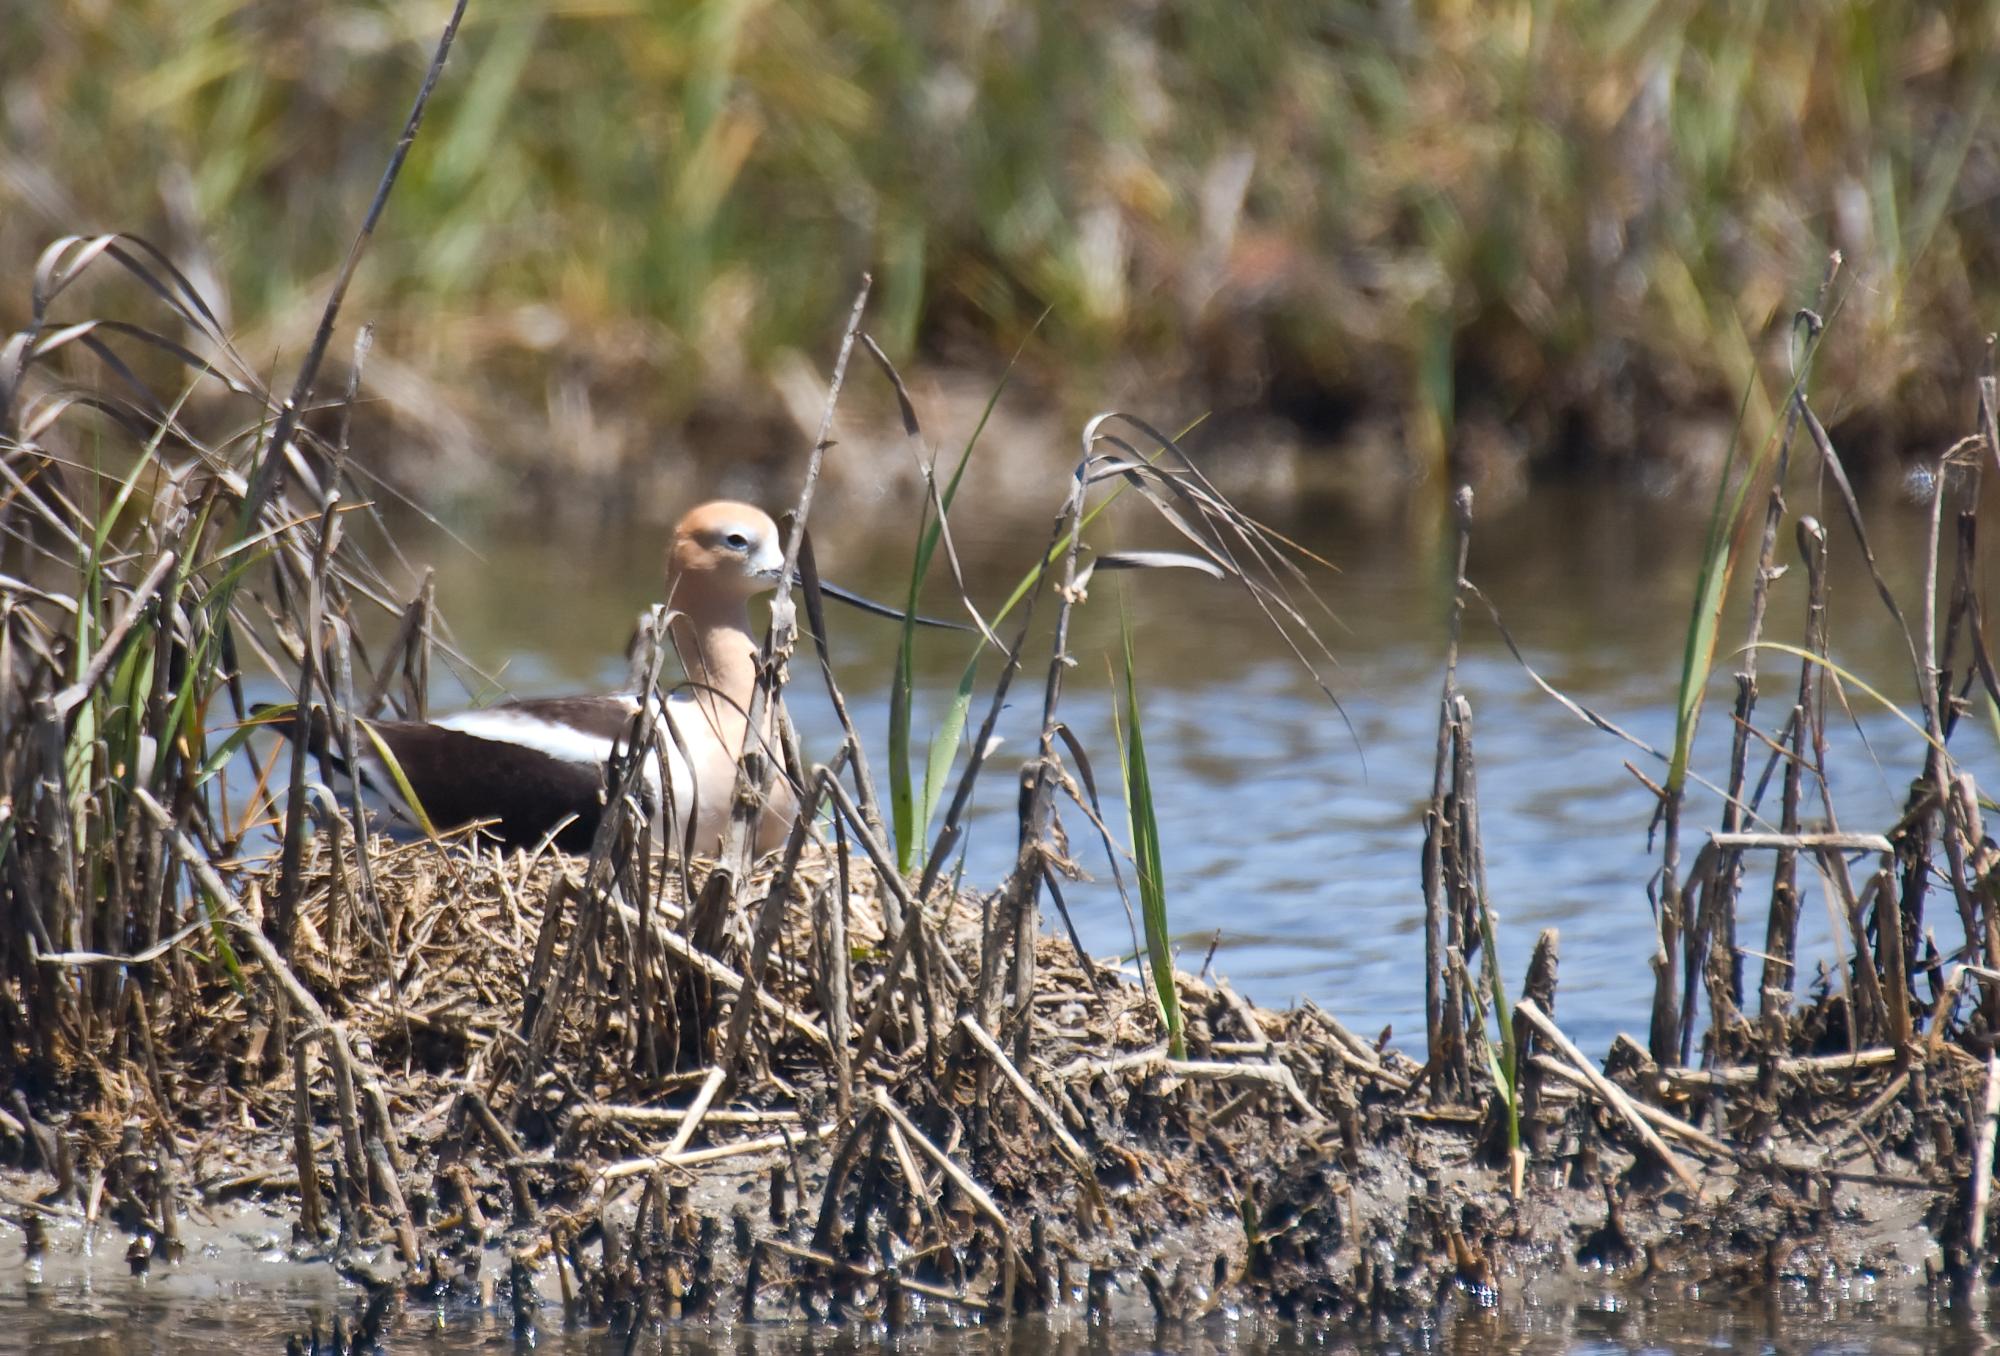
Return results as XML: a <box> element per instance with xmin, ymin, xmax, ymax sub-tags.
<box><xmin>196</xmin><ymin>707</ymin><xmax>289</xmax><ymax>786</ymax></box>
<box><xmin>1118</xmin><ymin>602</ymin><xmax>1183</xmax><ymax>1058</ymax></box>
<box><xmin>1474</xmin><ymin>888</ymin><xmax>1520</xmax><ymax>1177</ymax></box>
<box><xmin>1666</xmin><ymin>320</ymin><xmax>1831</xmax><ymax>792</ymax></box>
<box><xmin>358</xmin><ymin>720</ymin><xmax>439</xmax><ymax>838</ymax></box>
<box><xmin>919</xmin><ymin>657</ymin><xmax>978</xmax><ymax>842</ymax></box>
<box><xmin>888</xmin><ymin>629</ymin><xmax>918</xmax><ymax>871</ymax></box>
<box><xmin>194</xmin><ymin>881</ymin><xmax>248</xmax><ymax>996</ymax></box>
<box><xmin>1666</xmin><ymin>390</ymin><xmax>1760</xmax><ymax>793</ymax></box>
<box><xmin>889</xmin><ymin>358</ymin><xmax>1016</xmax><ymax>870</ymax></box>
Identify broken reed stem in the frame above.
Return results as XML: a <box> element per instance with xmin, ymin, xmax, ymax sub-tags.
<box><xmin>1761</xmin><ymin>515</ymin><xmax>1830</xmax><ymax>1016</ymax></box>
<box><xmin>605</xmin><ymin>891</ymin><xmax>833</xmax><ymax>1053</ymax></box>
<box><xmin>795</xmin><ymin>531</ymin><xmax>886</xmax><ymax>845</ymax></box>
<box><xmin>1949</xmin><ymin>773</ymin><xmax>2000</xmax><ymax>1037</ymax></box>
<box><xmin>1941</xmin><ymin>480</ymin><xmax>2000</xmax><ymax>1033</ymax></box>
<box><xmin>1969</xmin><ymin>1052</ymin><xmax>2000</xmax><ymax>1275</ymax></box>
<box><xmin>1527</xmin><ymin>1056</ymin><xmax>1733</xmax><ymax>1161</ymax></box>
<box><xmin>600</xmin><ymin>1122</ymin><xmax>842</xmax><ymax>1182</ymax></box>
<box><xmin>957</xmin><ymin>1013</ymin><xmax>1100</xmax><ymax>1201</ymax></box>
<box><xmin>1424</xmin><ymin>485</ymin><xmax>1475</xmax><ymax>1093</ymax></box>
<box><xmin>329</xmin><ymin>621</ymin><xmax>385</xmax><ymax>967</ymax></box>
<box><xmin>1513</xmin><ymin>929</ymin><xmax>1559</xmax><ymax>1155</ymax></box>
<box><xmin>909</xmin><ymin>514</ymin><xmax>1057</xmax><ymax>911</ymax></box>
<box><xmin>361</xmin><ymin>569</ymin><xmax>435</xmax><ymax>718</ymax></box>
<box><xmin>668</xmin><ymin>765</ymin><xmax>841</xmax><ymax>1158</ymax></box>
<box><xmin>1453</xmin><ymin>693</ymin><xmax>1505</xmax><ymax>1094</ymax></box>
<box><xmin>1713</xmin><ymin>831</ymin><xmax>1893</xmax><ymax>853</ymax></box>
<box><xmin>1917</xmin><ymin>458</ymin><xmax>1990</xmax><ymax>998</ymax></box>
<box><xmin>1822</xmin><ymin>847</ymin><xmax>1893</xmax><ymax>1047</ymax></box>
<box><xmin>981</xmin><ymin>455</ymin><xmax>1097</xmax><ymax>1059</ymax></box>
<box><xmin>1873</xmin><ymin>855</ymin><xmax>1915</xmax><ymax>1051</ymax></box>
<box><xmin>514</xmin><ymin>805</ymin><xmax>623</xmax><ymax>1115</ymax></box>
<box><xmin>1649</xmin><ymin>787</ymin><xmax>1688</xmax><ymax>1068</ymax></box>
<box><xmin>518</xmin><ymin>642</ymin><xmax>678</xmax><ymax>1108</ymax></box>
<box><xmin>871</xmin><ymin>1089</ymin><xmax>1018</xmax><ymax>1315</ymax></box>
<box><xmin>818</xmin><ymin>845</ymin><xmax>853</xmax><ymax>1115</ymax></box>
<box><xmin>833</xmin><ymin>773</ymin><xmax>944</xmax><ymax>1073</ymax></box>
<box><xmin>1761</xmin><ymin>703</ymin><xmax>1807</xmax><ymax>1017</ymax></box>
<box><xmin>291</xmin><ymin>1026</ymin><xmax>327</xmax><ymax>1241</ymax></box>
<box><xmin>1712</xmin><ymin>273</ymin><xmax>1831</xmax><ymax>1023</ymax></box>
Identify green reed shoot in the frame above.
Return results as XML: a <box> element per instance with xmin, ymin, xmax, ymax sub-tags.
<box><xmin>1668</xmin><ymin>314</ymin><xmax>1833</xmax><ymax>797</ymax></box>
<box><xmin>888</xmin><ymin>383</ymin><xmax>996</xmax><ymax>872</ymax></box>
<box><xmin>1116</xmin><ymin>601</ymin><xmax>1183</xmax><ymax>1058</ymax></box>
<box><xmin>1668</xmin><ymin>409</ymin><xmax>1759</xmax><ymax>798</ymax></box>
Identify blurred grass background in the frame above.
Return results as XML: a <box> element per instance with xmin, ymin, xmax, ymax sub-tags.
<box><xmin>4</xmin><ymin>0</ymin><xmax>1997</xmax><ymax>515</ymax></box>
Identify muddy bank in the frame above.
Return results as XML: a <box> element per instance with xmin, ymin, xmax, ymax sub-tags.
<box><xmin>0</xmin><ymin>834</ymin><xmax>1982</xmax><ymax>1349</ymax></box>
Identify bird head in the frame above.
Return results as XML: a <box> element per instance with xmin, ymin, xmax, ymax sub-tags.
<box><xmin>668</xmin><ymin>501</ymin><xmax>784</xmax><ymax>610</ymax></box>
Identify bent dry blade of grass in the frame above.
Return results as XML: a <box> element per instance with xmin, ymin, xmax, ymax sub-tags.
<box><xmin>1117</xmin><ymin>602</ymin><xmax>1183</xmax><ymax>1059</ymax></box>
<box><xmin>1748</xmin><ymin>642</ymin><xmax>1943</xmax><ymax>755</ymax></box>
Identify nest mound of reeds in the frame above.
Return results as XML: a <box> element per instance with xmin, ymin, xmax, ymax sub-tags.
<box><xmin>212</xmin><ymin>828</ymin><xmax>1448</xmax><ymax>1325</ymax></box>
<box><xmin>21</xmin><ymin>822</ymin><xmax>1990</xmax><ymax>1340</ymax></box>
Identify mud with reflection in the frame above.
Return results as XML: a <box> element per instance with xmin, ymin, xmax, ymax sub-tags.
<box><xmin>0</xmin><ymin>1198</ymin><xmax>1991</xmax><ymax>1355</ymax></box>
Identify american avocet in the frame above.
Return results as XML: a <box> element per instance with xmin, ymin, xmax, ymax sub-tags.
<box><xmin>304</xmin><ymin>501</ymin><xmax>874</xmax><ymax>857</ymax></box>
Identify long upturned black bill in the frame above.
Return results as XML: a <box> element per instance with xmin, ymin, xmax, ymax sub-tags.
<box><xmin>809</xmin><ymin>576</ymin><xmax>970</xmax><ymax>631</ymax></box>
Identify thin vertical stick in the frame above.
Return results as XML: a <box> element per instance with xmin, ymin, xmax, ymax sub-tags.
<box><xmin>1873</xmin><ymin>856</ymin><xmax>1913</xmax><ymax>1050</ymax></box>
<box><xmin>291</xmin><ymin>1027</ymin><xmax>327</xmax><ymax>1240</ymax></box>
<box><xmin>710</xmin><ymin>278</ymin><xmax>872</xmax><ymax>902</ymax></box>
<box><xmin>1451</xmin><ymin>695</ymin><xmax>1495</xmax><ymax>1081</ymax></box>
<box><xmin>668</xmin><ymin>765</ymin><xmax>840</xmax><ymax>1158</ymax></box>
<box><xmin>237</xmin><ymin>0</ymin><xmax>471</xmax><ymax>533</ymax></box>
<box><xmin>328</xmin><ymin>621</ymin><xmax>384</xmax><ymax>964</ymax></box>
<box><xmin>796</xmin><ymin>531</ymin><xmax>885</xmax><ymax>842</ymax></box>
<box><xmin>1760</xmin><ymin>517</ymin><xmax>1830</xmax><ymax>1015</ymax></box>
<box><xmin>273</xmin><ymin>495</ymin><xmax>341</xmax><ymax>952</ymax></box>
<box><xmin>980</xmin><ymin>450</ymin><xmax>1093</xmax><ymax>1053</ymax></box>
<box><xmin>1758</xmin><ymin>705</ymin><xmax>1807</xmax><ymax>1017</ymax></box>
<box><xmin>817</xmin><ymin>865</ymin><xmax>852</xmax><ymax>1114</ymax></box>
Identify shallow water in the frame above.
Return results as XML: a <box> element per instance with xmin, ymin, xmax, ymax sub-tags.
<box><xmin>3</xmin><ymin>1235</ymin><xmax>1998</xmax><ymax>1355</ymax></box>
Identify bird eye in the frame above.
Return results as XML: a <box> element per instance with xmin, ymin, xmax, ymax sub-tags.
<box><xmin>724</xmin><ymin>531</ymin><xmax>750</xmax><ymax>551</ymax></box>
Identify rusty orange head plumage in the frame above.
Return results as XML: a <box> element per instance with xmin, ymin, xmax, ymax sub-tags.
<box><xmin>667</xmin><ymin>501</ymin><xmax>783</xmax><ymax>611</ymax></box>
